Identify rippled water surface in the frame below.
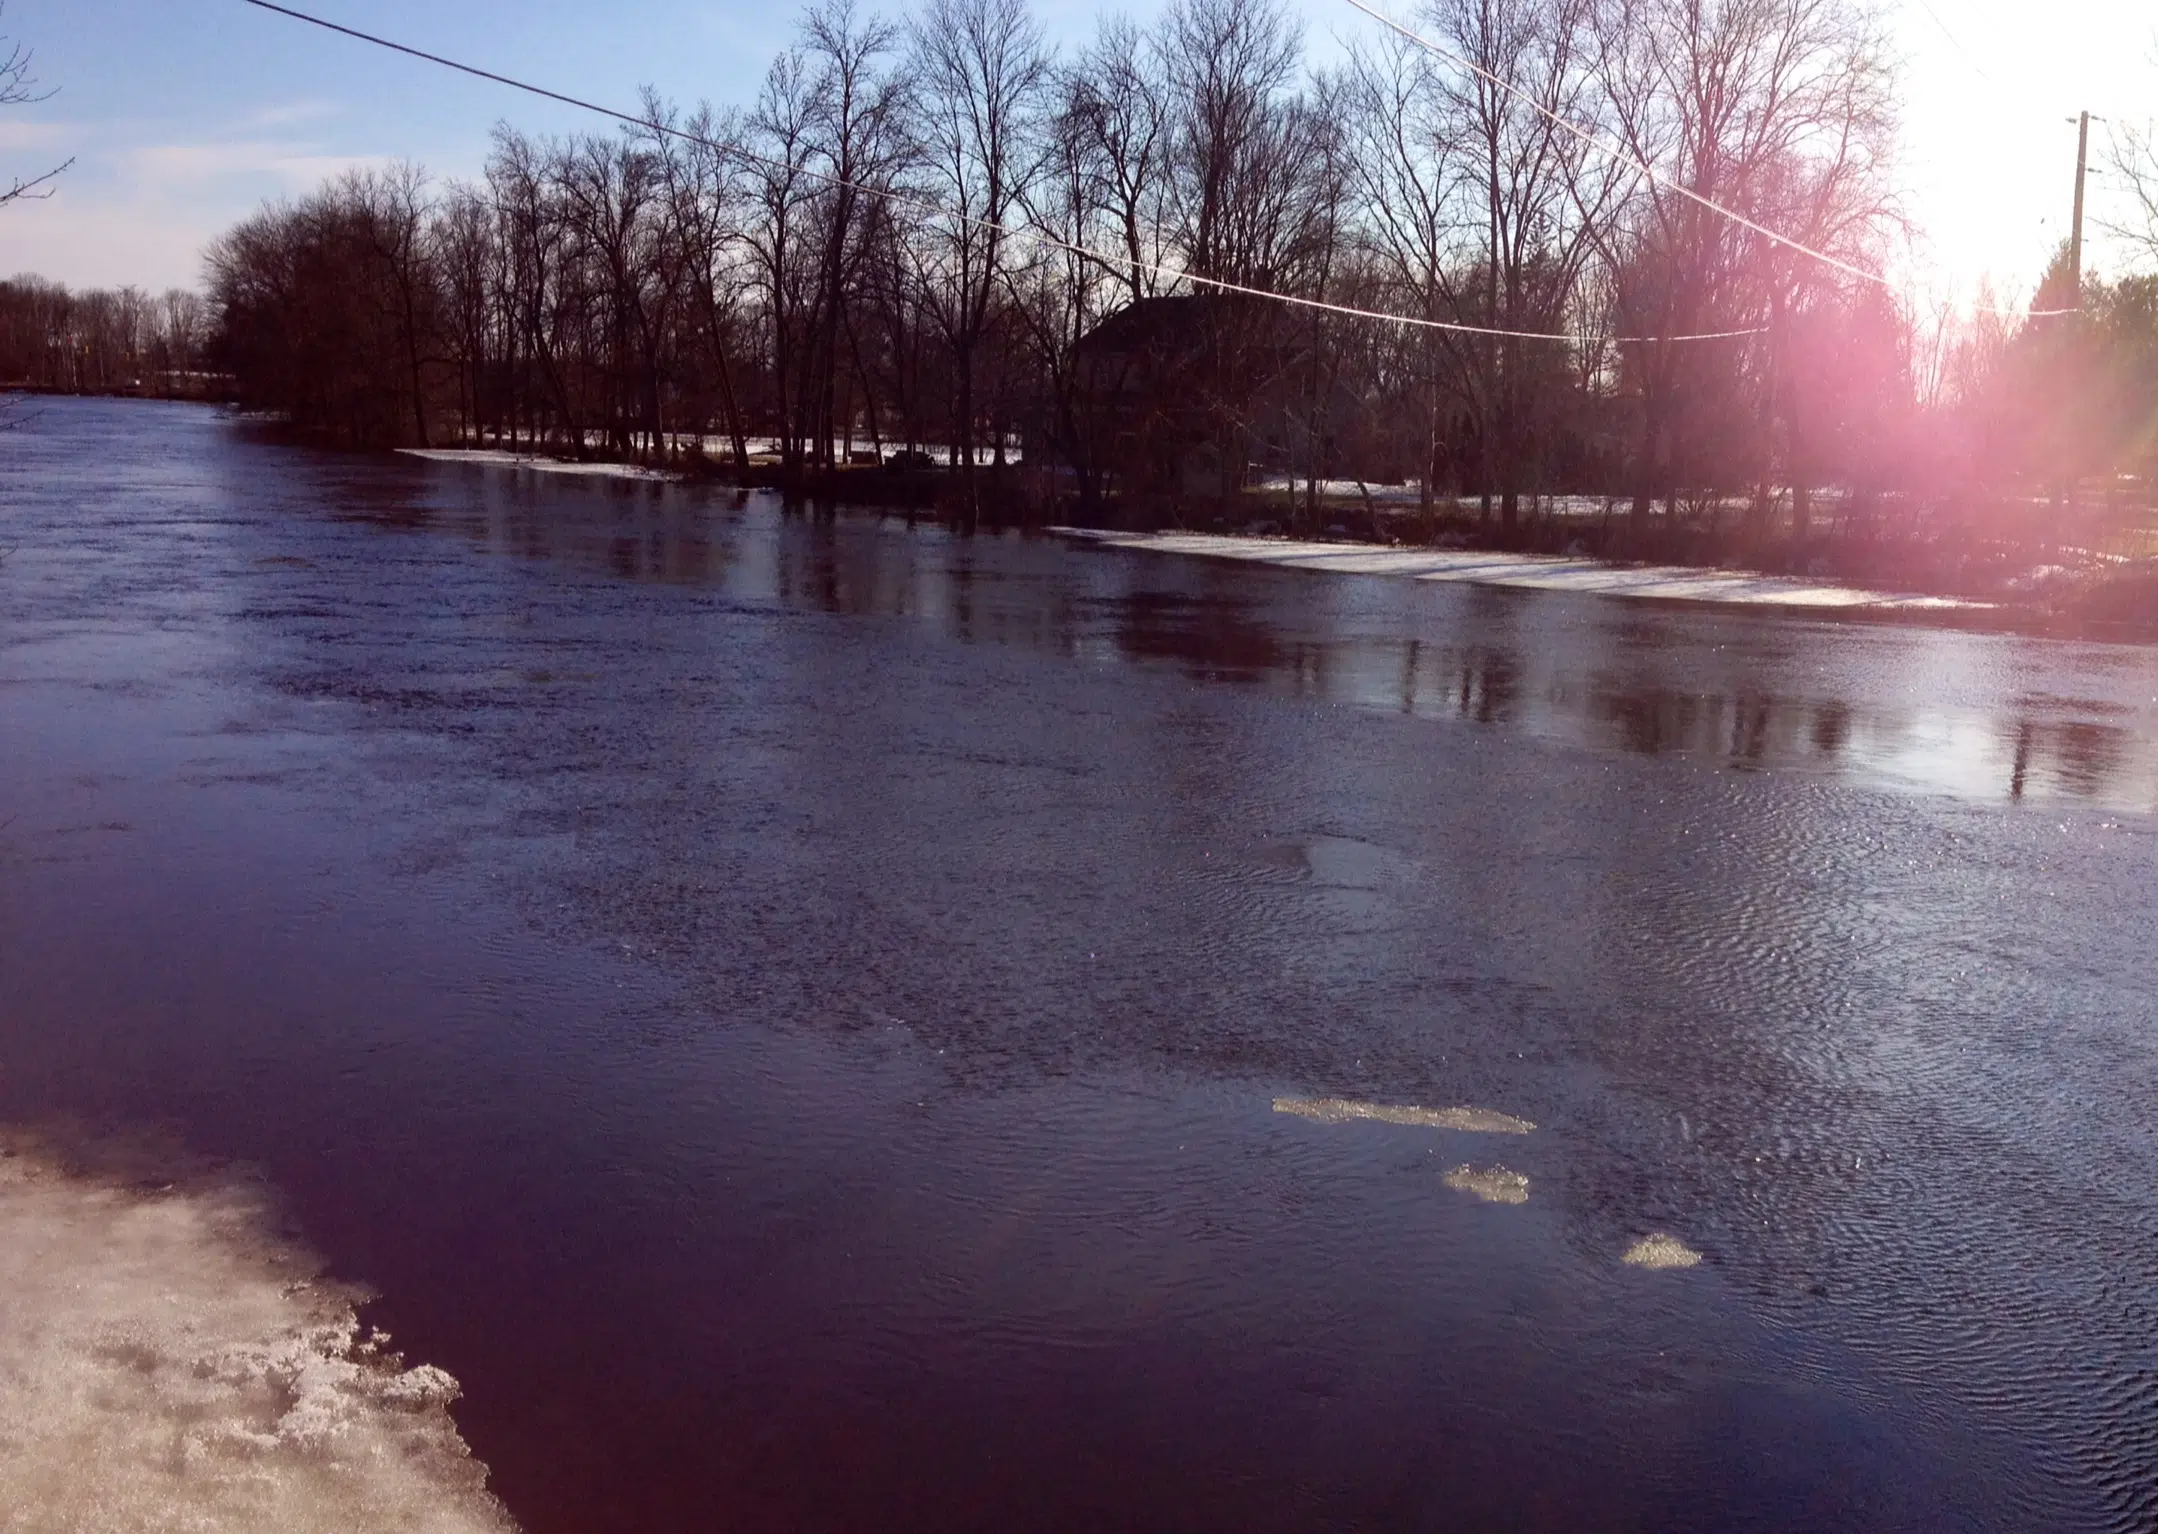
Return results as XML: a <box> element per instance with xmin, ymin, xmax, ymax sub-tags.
<box><xmin>3</xmin><ymin>398</ymin><xmax>2156</xmax><ymax>1532</ymax></box>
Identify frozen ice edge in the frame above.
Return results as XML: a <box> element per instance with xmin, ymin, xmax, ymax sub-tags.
<box><xmin>1050</xmin><ymin>528</ymin><xmax>1991</xmax><ymax>614</ymax></box>
<box><xmin>0</xmin><ymin>1136</ymin><xmax>516</xmax><ymax>1534</ymax></box>
<box><xmin>401</xmin><ymin>447</ymin><xmax>680</xmax><ymax>483</ymax></box>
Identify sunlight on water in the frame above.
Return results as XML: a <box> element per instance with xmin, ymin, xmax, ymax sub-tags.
<box><xmin>1273</xmin><ymin>1097</ymin><xmax>1536</xmax><ymax>1133</ymax></box>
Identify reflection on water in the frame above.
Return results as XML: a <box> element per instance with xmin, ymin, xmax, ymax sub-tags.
<box><xmin>384</xmin><ymin>461</ymin><xmax>2158</xmax><ymax>813</ymax></box>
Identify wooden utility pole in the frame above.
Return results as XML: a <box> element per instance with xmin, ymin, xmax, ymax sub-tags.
<box><xmin>2068</xmin><ymin>110</ymin><xmax>2091</xmax><ymax>295</ymax></box>
<box><xmin>2058</xmin><ymin>110</ymin><xmax>2095</xmax><ymax>517</ymax></box>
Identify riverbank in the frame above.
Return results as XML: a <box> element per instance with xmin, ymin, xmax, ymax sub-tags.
<box><xmin>389</xmin><ymin>444</ymin><xmax>2154</xmax><ymax>629</ymax></box>
<box><xmin>0</xmin><ymin>1130</ymin><xmax>512</xmax><ymax>1533</ymax></box>
<box><xmin>1051</xmin><ymin>527</ymin><xmax>1993</xmax><ymax>615</ymax></box>
<box><xmin>397</xmin><ymin>444</ymin><xmax>981</xmax><ymax>507</ymax></box>
<box><xmin>400</xmin><ymin>448</ymin><xmax>683</xmax><ymax>483</ymax></box>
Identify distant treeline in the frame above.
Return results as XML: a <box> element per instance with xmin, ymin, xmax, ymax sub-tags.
<box><xmin>184</xmin><ymin>0</ymin><xmax>2158</xmax><ymax>538</ymax></box>
<box><xmin>0</xmin><ymin>276</ymin><xmax>218</xmax><ymax>397</ymax></box>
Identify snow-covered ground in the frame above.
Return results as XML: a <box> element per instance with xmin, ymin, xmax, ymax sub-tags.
<box><xmin>0</xmin><ymin>1137</ymin><xmax>513</xmax><ymax>1533</ymax></box>
<box><xmin>1051</xmin><ymin>529</ymin><xmax>1988</xmax><ymax>612</ymax></box>
<box><xmin>1252</xmin><ymin>477</ymin><xmax>1428</xmax><ymax>507</ymax></box>
<box><xmin>420</xmin><ymin>435</ymin><xmax>1028</xmax><ymax>469</ymax></box>
<box><xmin>1250</xmin><ymin>482</ymin><xmax>1628</xmax><ymax>518</ymax></box>
<box><xmin>400</xmin><ymin>448</ymin><xmax>680</xmax><ymax>482</ymax></box>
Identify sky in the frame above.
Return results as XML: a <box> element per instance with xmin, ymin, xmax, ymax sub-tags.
<box><xmin>1</xmin><ymin>0</ymin><xmax>2153</xmax><ymax>308</ymax></box>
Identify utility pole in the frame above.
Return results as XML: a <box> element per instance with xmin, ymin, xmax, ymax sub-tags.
<box><xmin>2068</xmin><ymin>110</ymin><xmax>2091</xmax><ymax>296</ymax></box>
<box><xmin>2058</xmin><ymin>111</ymin><xmax>2097</xmax><ymax>517</ymax></box>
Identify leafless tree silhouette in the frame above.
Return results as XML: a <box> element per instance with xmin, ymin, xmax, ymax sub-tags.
<box><xmin>1</xmin><ymin>4</ymin><xmax>70</xmax><ymax>209</ymax></box>
<box><xmin>39</xmin><ymin>0</ymin><xmax>2135</xmax><ymax>588</ymax></box>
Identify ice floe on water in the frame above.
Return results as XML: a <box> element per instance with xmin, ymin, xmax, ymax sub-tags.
<box><xmin>1621</xmin><ymin>1233</ymin><xmax>1704</xmax><ymax>1270</ymax></box>
<box><xmin>0</xmin><ymin>1134</ymin><xmax>514</xmax><ymax>1534</ymax></box>
<box><xmin>1442</xmin><ymin>1165</ymin><xmax>1531</xmax><ymax>1204</ymax></box>
<box><xmin>1273</xmin><ymin>1097</ymin><xmax>1535</xmax><ymax>1133</ymax></box>
<box><xmin>1053</xmin><ymin>529</ymin><xmax>1987</xmax><ymax>613</ymax></box>
<box><xmin>401</xmin><ymin>448</ymin><xmax>680</xmax><ymax>483</ymax></box>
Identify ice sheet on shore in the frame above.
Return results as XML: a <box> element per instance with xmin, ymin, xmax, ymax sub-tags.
<box><xmin>1274</xmin><ymin>1097</ymin><xmax>1536</xmax><ymax>1133</ymax></box>
<box><xmin>0</xmin><ymin>1135</ymin><xmax>515</xmax><ymax>1534</ymax></box>
<box><xmin>1052</xmin><ymin>529</ymin><xmax>1987</xmax><ymax>612</ymax></box>
<box><xmin>401</xmin><ymin>448</ymin><xmax>679</xmax><ymax>482</ymax></box>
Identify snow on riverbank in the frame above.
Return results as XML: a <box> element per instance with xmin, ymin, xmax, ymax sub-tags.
<box><xmin>400</xmin><ymin>448</ymin><xmax>679</xmax><ymax>482</ymax></box>
<box><xmin>1052</xmin><ymin>528</ymin><xmax>1989</xmax><ymax>613</ymax></box>
<box><xmin>0</xmin><ymin>1136</ymin><xmax>514</xmax><ymax>1534</ymax></box>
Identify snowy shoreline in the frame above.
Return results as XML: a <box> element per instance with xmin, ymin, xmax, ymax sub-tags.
<box><xmin>400</xmin><ymin>447</ymin><xmax>681</xmax><ymax>483</ymax></box>
<box><xmin>1050</xmin><ymin>528</ymin><xmax>1991</xmax><ymax>613</ymax></box>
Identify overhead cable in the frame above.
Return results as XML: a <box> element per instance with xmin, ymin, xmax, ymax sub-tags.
<box><xmin>1908</xmin><ymin>0</ymin><xmax>1995</xmax><ymax>85</ymax></box>
<box><xmin>1341</xmin><ymin>0</ymin><xmax>2078</xmax><ymax>320</ymax></box>
<box><xmin>233</xmin><ymin>0</ymin><xmax>1763</xmax><ymax>345</ymax></box>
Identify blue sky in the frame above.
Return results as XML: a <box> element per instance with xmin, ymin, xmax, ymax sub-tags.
<box><xmin>2</xmin><ymin>0</ymin><xmax>2154</xmax><ymax>303</ymax></box>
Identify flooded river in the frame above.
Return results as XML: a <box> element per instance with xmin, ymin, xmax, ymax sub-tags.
<box><xmin>3</xmin><ymin>398</ymin><xmax>2155</xmax><ymax>1531</ymax></box>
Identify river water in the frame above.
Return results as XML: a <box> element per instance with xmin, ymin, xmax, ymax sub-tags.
<box><xmin>3</xmin><ymin>397</ymin><xmax>2155</xmax><ymax>1532</ymax></box>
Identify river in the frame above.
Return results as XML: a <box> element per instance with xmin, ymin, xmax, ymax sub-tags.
<box><xmin>2</xmin><ymin>397</ymin><xmax>2154</xmax><ymax>1532</ymax></box>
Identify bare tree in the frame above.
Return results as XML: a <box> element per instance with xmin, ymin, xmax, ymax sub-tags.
<box><xmin>801</xmin><ymin>0</ymin><xmax>910</xmax><ymax>473</ymax></box>
<box><xmin>908</xmin><ymin>0</ymin><xmax>1048</xmax><ymax>506</ymax></box>
<box><xmin>1343</xmin><ymin>24</ymin><xmax>1472</xmax><ymax>513</ymax></box>
<box><xmin>2101</xmin><ymin>116</ymin><xmax>2158</xmax><ymax>272</ymax></box>
<box><xmin>555</xmin><ymin>134</ymin><xmax>667</xmax><ymax>459</ymax></box>
<box><xmin>1434</xmin><ymin>0</ymin><xmax>1623</xmax><ymax>524</ymax></box>
<box><xmin>747</xmin><ymin>45</ymin><xmax>824</xmax><ymax>471</ymax></box>
<box><xmin>1064</xmin><ymin>17</ymin><xmax>1175</xmax><ymax>306</ymax></box>
<box><xmin>434</xmin><ymin>184</ymin><xmax>496</xmax><ymax>442</ymax></box>
<box><xmin>1153</xmin><ymin>0</ymin><xmax>1336</xmax><ymax>505</ymax></box>
<box><xmin>353</xmin><ymin>163</ymin><xmax>440</xmax><ymax>447</ymax></box>
<box><xmin>1160</xmin><ymin>0</ymin><xmax>1322</xmax><ymax>289</ymax></box>
<box><xmin>1593</xmin><ymin>0</ymin><xmax>1897</xmax><ymax>530</ymax></box>
<box><xmin>488</xmin><ymin>128</ymin><xmax>579</xmax><ymax>451</ymax></box>
<box><xmin>1</xmin><ymin>5</ymin><xmax>69</xmax><ymax>209</ymax></box>
<box><xmin>644</xmin><ymin>94</ymin><xmax>756</xmax><ymax>473</ymax></box>
<box><xmin>1008</xmin><ymin>80</ymin><xmax>1122</xmax><ymax>507</ymax></box>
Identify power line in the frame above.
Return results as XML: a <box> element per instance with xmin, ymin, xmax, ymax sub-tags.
<box><xmin>1908</xmin><ymin>0</ymin><xmax>1994</xmax><ymax>86</ymax></box>
<box><xmin>233</xmin><ymin>0</ymin><xmax>1761</xmax><ymax>345</ymax></box>
<box><xmin>1341</xmin><ymin>0</ymin><xmax>2078</xmax><ymax>319</ymax></box>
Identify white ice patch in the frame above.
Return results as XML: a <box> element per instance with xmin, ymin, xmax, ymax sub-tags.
<box><xmin>400</xmin><ymin>448</ymin><xmax>680</xmax><ymax>483</ymax></box>
<box><xmin>1273</xmin><ymin>1097</ymin><xmax>1536</xmax><ymax>1134</ymax></box>
<box><xmin>1621</xmin><ymin>1232</ymin><xmax>1704</xmax><ymax>1270</ymax></box>
<box><xmin>1443</xmin><ymin>1164</ymin><xmax>1531</xmax><ymax>1204</ymax></box>
<box><xmin>1052</xmin><ymin>529</ymin><xmax>1988</xmax><ymax>613</ymax></box>
<box><xmin>0</xmin><ymin>1140</ymin><xmax>515</xmax><ymax>1533</ymax></box>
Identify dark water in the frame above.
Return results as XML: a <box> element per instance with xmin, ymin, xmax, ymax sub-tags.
<box><xmin>3</xmin><ymin>397</ymin><xmax>2156</xmax><ymax>1532</ymax></box>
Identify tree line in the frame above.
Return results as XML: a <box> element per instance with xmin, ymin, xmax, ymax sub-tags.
<box><xmin>144</xmin><ymin>0</ymin><xmax>2158</xmax><ymax>549</ymax></box>
<box><xmin>0</xmin><ymin>277</ymin><xmax>213</xmax><ymax>395</ymax></box>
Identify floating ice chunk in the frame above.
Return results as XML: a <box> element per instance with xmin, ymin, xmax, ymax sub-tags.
<box><xmin>1272</xmin><ymin>1097</ymin><xmax>1535</xmax><ymax>1133</ymax></box>
<box><xmin>1443</xmin><ymin>1164</ymin><xmax>1530</xmax><ymax>1204</ymax></box>
<box><xmin>0</xmin><ymin>1137</ymin><xmax>515</xmax><ymax>1533</ymax></box>
<box><xmin>1621</xmin><ymin>1232</ymin><xmax>1703</xmax><ymax>1269</ymax></box>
